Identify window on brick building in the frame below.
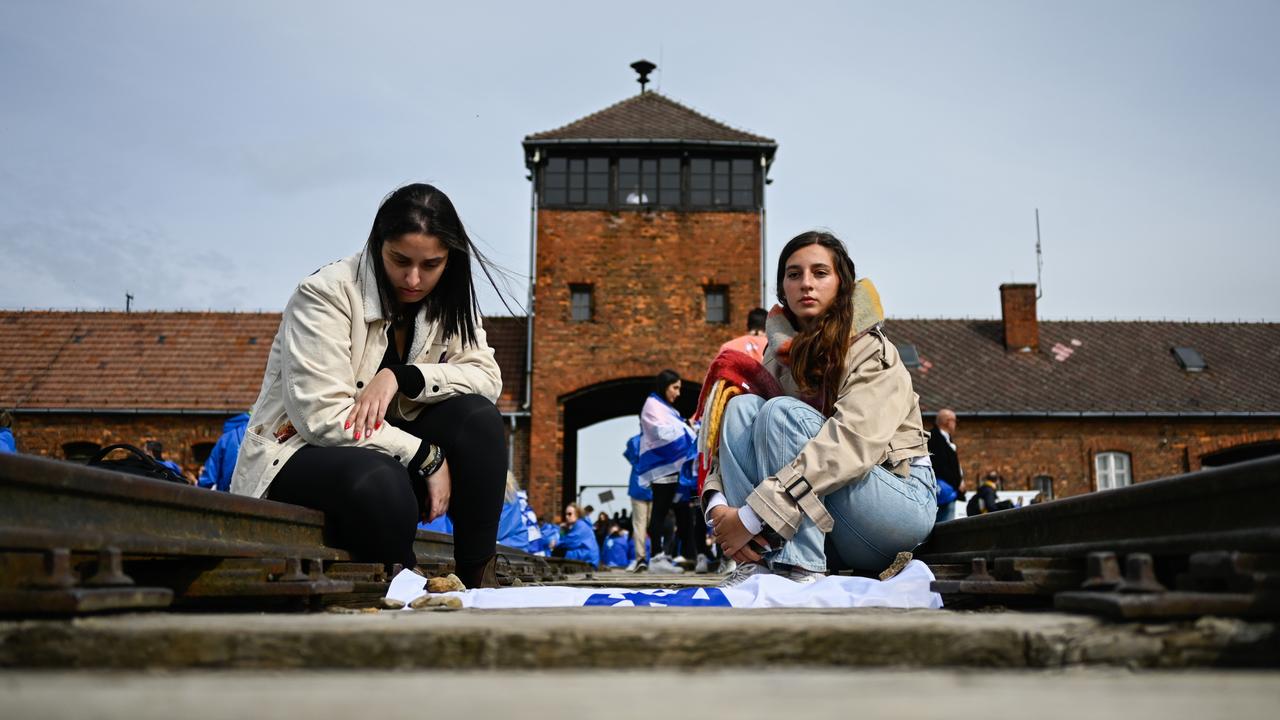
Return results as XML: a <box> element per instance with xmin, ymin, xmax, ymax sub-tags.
<box><xmin>690</xmin><ymin>158</ymin><xmax>755</xmax><ymax>208</ymax></box>
<box><xmin>896</xmin><ymin>343</ymin><xmax>921</xmax><ymax>369</ymax></box>
<box><xmin>542</xmin><ymin>157</ymin><xmax>608</xmax><ymax>206</ymax></box>
<box><xmin>570</xmin><ymin>284</ymin><xmax>593</xmax><ymax>322</ymax></box>
<box><xmin>618</xmin><ymin>157</ymin><xmax>680</xmax><ymax>206</ymax></box>
<box><xmin>1033</xmin><ymin>475</ymin><xmax>1054</xmax><ymax>500</ymax></box>
<box><xmin>704</xmin><ymin>286</ymin><xmax>728</xmax><ymax>324</ymax></box>
<box><xmin>191</xmin><ymin>441</ymin><xmax>216</xmax><ymax>466</ymax></box>
<box><xmin>1095</xmin><ymin>451</ymin><xmax>1131</xmax><ymax>491</ymax></box>
<box><xmin>62</xmin><ymin>441</ymin><xmax>101</xmax><ymax>464</ymax></box>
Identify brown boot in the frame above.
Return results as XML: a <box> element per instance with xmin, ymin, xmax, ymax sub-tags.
<box><xmin>455</xmin><ymin>555</ymin><xmax>498</xmax><ymax>589</ymax></box>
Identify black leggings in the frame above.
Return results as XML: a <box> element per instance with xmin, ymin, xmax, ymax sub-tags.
<box><xmin>268</xmin><ymin>394</ymin><xmax>507</xmax><ymax>569</ymax></box>
<box><xmin>648</xmin><ymin>481</ymin><xmax>698</xmax><ymax>560</ymax></box>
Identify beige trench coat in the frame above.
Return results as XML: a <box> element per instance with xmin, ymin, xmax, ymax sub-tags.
<box><xmin>702</xmin><ymin>279</ymin><xmax>930</xmax><ymax>540</ymax></box>
<box><xmin>230</xmin><ymin>250</ymin><xmax>502</xmax><ymax>500</ymax></box>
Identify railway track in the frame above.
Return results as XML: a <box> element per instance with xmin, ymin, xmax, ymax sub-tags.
<box><xmin>2</xmin><ymin>452</ymin><xmax>1277</xmax><ymax>620</ymax></box>
<box><xmin>915</xmin><ymin>455</ymin><xmax>1280</xmax><ymax>619</ymax></box>
<box><xmin>0</xmin><ymin>453</ymin><xmax>589</xmax><ymax>615</ymax></box>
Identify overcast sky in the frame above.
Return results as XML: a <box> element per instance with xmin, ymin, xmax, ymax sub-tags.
<box><xmin>3</xmin><ymin>1</ymin><xmax>1277</xmax><ymax>497</ymax></box>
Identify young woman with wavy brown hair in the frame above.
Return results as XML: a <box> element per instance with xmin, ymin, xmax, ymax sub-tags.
<box><xmin>701</xmin><ymin>231</ymin><xmax>937</xmax><ymax>587</ymax></box>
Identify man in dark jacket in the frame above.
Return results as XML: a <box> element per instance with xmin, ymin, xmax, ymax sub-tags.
<box><xmin>928</xmin><ymin>408</ymin><xmax>963</xmax><ymax>521</ymax></box>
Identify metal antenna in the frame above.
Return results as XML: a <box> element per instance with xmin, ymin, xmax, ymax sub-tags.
<box><xmin>1035</xmin><ymin>208</ymin><xmax>1043</xmax><ymax>300</ymax></box>
<box><xmin>126</xmin><ymin>292</ymin><xmax>134</xmax><ymax>313</ymax></box>
<box><xmin>630</xmin><ymin>59</ymin><xmax>656</xmax><ymax>93</ymax></box>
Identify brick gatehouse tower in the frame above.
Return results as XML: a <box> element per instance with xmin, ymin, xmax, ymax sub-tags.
<box><xmin>521</xmin><ymin>62</ymin><xmax>777</xmax><ymax>516</ymax></box>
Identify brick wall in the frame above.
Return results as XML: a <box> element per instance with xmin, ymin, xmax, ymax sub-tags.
<box><xmin>7</xmin><ymin>413</ymin><xmax>230</xmax><ymax>479</ymax></box>
<box><xmin>940</xmin><ymin>416</ymin><xmax>1280</xmax><ymax>499</ymax></box>
<box><xmin>528</xmin><ymin>208</ymin><xmax>761</xmax><ymax>516</ymax></box>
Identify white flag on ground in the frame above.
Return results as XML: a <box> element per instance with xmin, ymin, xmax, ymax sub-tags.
<box><xmin>385</xmin><ymin>560</ymin><xmax>943</xmax><ymax>609</ymax></box>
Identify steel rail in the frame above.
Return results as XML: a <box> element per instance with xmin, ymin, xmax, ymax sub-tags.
<box><xmin>0</xmin><ymin>453</ymin><xmax>586</xmax><ymax>587</ymax></box>
<box><xmin>916</xmin><ymin>454</ymin><xmax>1280</xmax><ymax>563</ymax></box>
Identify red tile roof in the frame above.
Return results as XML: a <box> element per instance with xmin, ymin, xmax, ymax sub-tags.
<box><xmin>886</xmin><ymin>319</ymin><xmax>1280</xmax><ymax>416</ymax></box>
<box><xmin>525</xmin><ymin>91</ymin><xmax>775</xmax><ymax>145</ymax></box>
<box><xmin>4</xmin><ymin>311</ymin><xmax>1273</xmax><ymax>417</ymax></box>
<box><xmin>0</xmin><ymin>311</ymin><xmax>529</xmax><ymax>413</ymax></box>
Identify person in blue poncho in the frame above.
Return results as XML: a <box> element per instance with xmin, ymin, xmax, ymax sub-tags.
<box><xmin>198</xmin><ymin>413</ymin><xmax>248</xmax><ymax>491</ymax></box>
<box><xmin>551</xmin><ymin>502</ymin><xmax>600</xmax><ymax>566</ymax></box>
<box><xmin>602</xmin><ymin>522</ymin><xmax>633</xmax><ymax>567</ymax></box>
<box><xmin>624</xmin><ymin>433</ymin><xmax>652</xmax><ymax>571</ymax></box>
<box><xmin>0</xmin><ymin>410</ymin><xmax>16</xmax><ymax>454</ymax></box>
<box><xmin>145</xmin><ymin>441</ymin><xmax>186</xmax><ymax>479</ymax></box>
<box><xmin>496</xmin><ymin>473</ymin><xmax>536</xmax><ymax>553</ymax></box>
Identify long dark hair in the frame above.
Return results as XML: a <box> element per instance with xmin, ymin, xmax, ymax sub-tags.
<box><xmin>364</xmin><ymin>183</ymin><xmax>508</xmax><ymax>348</ymax></box>
<box><xmin>653</xmin><ymin>369</ymin><xmax>681</xmax><ymax>396</ymax></box>
<box><xmin>775</xmin><ymin>231</ymin><xmax>857</xmax><ymax>415</ymax></box>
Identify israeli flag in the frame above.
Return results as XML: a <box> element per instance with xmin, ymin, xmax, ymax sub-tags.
<box><xmin>386</xmin><ymin>561</ymin><xmax>943</xmax><ymax>610</ymax></box>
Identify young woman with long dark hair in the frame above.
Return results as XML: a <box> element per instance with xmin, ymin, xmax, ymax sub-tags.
<box><xmin>702</xmin><ymin>231</ymin><xmax>936</xmax><ymax>586</ymax></box>
<box><xmin>636</xmin><ymin>369</ymin><xmax>701</xmax><ymax>574</ymax></box>
<box><xmin>230</xmin><ymin>183</ymin><xmax>508</xmax><ymax>588</ymax></box>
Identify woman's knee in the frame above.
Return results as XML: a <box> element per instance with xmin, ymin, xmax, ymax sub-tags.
<box><xmin>346</xmin><ymin>456</ymin><xmax>415</xmax><ymax>517</ymax></box>
<box><xmin>453</xmin><ymin>394</ymin><xmax>505</xmax><ymax>448</ymax></box>
<box><xmin>754</xmin><ymin>396</ymin><xmax>824</xmax><ymax>450</ymax></box>
<box><xmin>722</xmin><ymin>394</ymin><xmax>765</xmax><ymax>440</ymax></box>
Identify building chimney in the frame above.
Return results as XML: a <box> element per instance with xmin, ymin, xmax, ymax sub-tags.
<box><xmin>1000</xmin><ymin>283</ymin><xmax>1039</xmax><ymax>352</ymax></box>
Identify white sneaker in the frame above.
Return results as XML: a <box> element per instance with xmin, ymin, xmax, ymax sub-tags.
<box><xmin>623</xmin><ymin>559</ymin><xmax>639</xmax><ymax>573</ymax></box>
<box><xmin>776</xmin><ymin>563</ymin><xmax>825</xmax><ymax>585</ymax></box>
<box><xmin>694</xmin><ymin>554</ymin><xmax>710</xmax><ymax>574</ymax></box>
<box><xmin>671</xmin><ymin>555</ymin><xmax>688</xmax><ymax>565</ymax></box>
<box><xmin>717</xmin><ymin>557</ymin><xmax>737</xmax><ymax>575</ymax></box>
<box><xmin>718</xmin><ymin>561</ymin><xmax>773</xmax><ymax>588</ymax></box>
<box><xmin>648</xmin><ymin>555</ymin><xmax>685</xmax><ymax>574</ymax></box>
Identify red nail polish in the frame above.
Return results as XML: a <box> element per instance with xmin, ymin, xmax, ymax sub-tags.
<box><xmin>344</xmin><ymin>421</ymin><xmax>351</xmax><ymax>429</ymax></box>
<box><xmin>375</xmin><ymin>420</ymin><xmax>381</xmax><ymax>429</ymax></box>
<box><xmin>354</xmin><ymin>431</ymin><xmax>361</xmax><ymax>440</ymax></box>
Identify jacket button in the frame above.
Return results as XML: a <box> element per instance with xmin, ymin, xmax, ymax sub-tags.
<box><xmin>432</xmin><ymin>385</ymin><xmax>440</xmax><ymax>393</ymax></box>
<box><xmin>356</xmin><ymin>381</ymin><xmax>364</xmax><ymax>389</ymax></box>
<box><xmin>272</xmin><ymin>459</ymin><xmax>279</xmax><ymax>466</ymax></box>
<box><xmin>394</xmin><ymin>455</ymin><xmax>401</xmax><ymax>461</ymax></box>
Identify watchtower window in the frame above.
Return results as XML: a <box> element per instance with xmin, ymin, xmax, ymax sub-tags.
<box><xmin>544</xmin><ymin>157</ymin><xmax>608</xmax><ymax>206</ymax></box>
<box><xmin>690</xmin><ymin>158</ymin><xmax>755</xmax><ymax>208</ymax></box>
<box><xmin>570</xmin><ymin>284</ymin><xmax>594</xmax><ymax>322</ymax></box>
<box><xmin>618</xmin><ymin>157</ymin><xmax>680</xmax><ymax>206</ymax></box>
<box><xmin>704</xmin><ymin>286</ymin><xmax>728</xmax><ymax>324</ymax></box>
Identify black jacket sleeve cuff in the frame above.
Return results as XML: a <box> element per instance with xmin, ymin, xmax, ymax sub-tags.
<box><xmin>388</xmin><ymin>364</ymin><xmax>425</xmax><ymax>399</ymax></box>
<box><xmin>408</xmin><ymin>439</ymin><xmax>433</xmax><ymax>475</ymax></box>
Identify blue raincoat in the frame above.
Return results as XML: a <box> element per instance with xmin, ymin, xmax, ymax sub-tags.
<box><xmin>198</xmin><ymin>413</ymin><xmax>248</xmax><ymax>491</ymax></box>
<box><xmin>558</xmin><ymin>518</ymin><xmax>600</xmax><ymax>566</ymax></box>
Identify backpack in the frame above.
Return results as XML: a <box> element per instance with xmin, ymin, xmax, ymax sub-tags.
<box><xmin>965</xmin><ymin>494</ymin><xmax>982</xmax><ymax>517</ymax></box>
<box><xmin>87</xmin><ymin>444</ymin><xmax>189</xmax><ymax>485</ymax></box>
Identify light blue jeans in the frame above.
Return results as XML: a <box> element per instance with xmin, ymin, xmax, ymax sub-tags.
<box><xmin>718</xmin><ymin>395</ymin><xmax>938</xmax><ymax>572</ymax></box>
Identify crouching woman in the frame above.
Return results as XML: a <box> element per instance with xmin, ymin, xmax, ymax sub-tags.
<box><xmin>231</xmin><ymin>183</ymin><xmax>507</xmax><ymax>588</ymax></box>
<box><xmin>704</xmin><ymin>231</ymin><xmax>937</xmax><ymax>586</ymax></box>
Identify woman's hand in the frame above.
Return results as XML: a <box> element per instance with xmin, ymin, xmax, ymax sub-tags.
<box><xmin>345</xmin><ymin>368</ymin><xmax>398</xmax><ymax>441</ymax></box>
<box><xmin>708</xmin><ymin>505</ymin><xmax>763</xmax><ymax>564</ymax></box>
<box><xmin>424</xmin><ymin>458</ymin><xmax>451</xmax><ymax>522</ymax></box>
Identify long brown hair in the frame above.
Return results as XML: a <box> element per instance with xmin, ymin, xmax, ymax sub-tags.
<box><xmin>775</xmin><ymin>231</ymin><xmax>857</xmax><ymax>415</ymax></box>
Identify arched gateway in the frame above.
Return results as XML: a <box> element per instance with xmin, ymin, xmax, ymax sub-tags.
<box><xmin>518</xmin><ymin>63</ymin><xmax>777</xmax><ymax>517</ymax></box>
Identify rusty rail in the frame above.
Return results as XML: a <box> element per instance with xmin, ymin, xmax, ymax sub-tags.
<box><xmin>916</xmin><ymin>455</ymin><xmax>1280</xmax><ymax>619</ymax></box>
<box><xmin>0</xmin><ymin>453</ymin><xmax>589</xmax><ymax>615</ymax></box>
